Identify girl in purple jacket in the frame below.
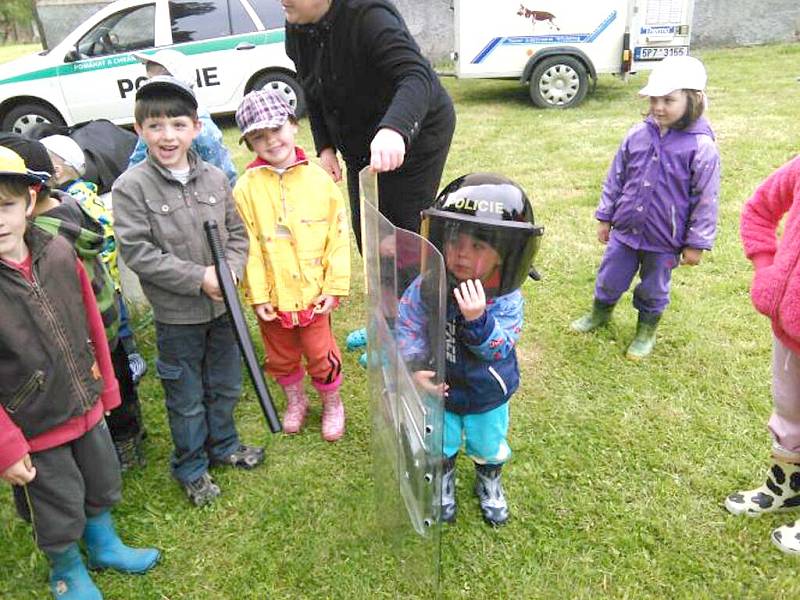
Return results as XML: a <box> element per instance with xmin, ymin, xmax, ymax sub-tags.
<box><xmin>570</xmin><ymin>56</ymin><xmax>721</xmax><ymax>359</ymax></box>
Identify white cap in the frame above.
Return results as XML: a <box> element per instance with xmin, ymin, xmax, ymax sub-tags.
<box><xmin>40</xmin><ymin>135</ymin><xmax>85</xmax><ymax>176</ymax></box>
<box><xmin>638</xmin><ymin>55</ymin><xmax>707</xmax><ymax>97</ymax></box>
<box><xmin>132</xmin><ymin>48</ymin><xmax>195</xmax><ymax>88</ymax></box>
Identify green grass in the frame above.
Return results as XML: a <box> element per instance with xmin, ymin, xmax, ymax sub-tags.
<box><xmin>0</xmin><ymin>43</ymin><xmax>42</xmax><ymax>64</ymax></box>
<box><xmin>3</xmin><ymin>42</ymin><xmax>800</xmax><ymax>598</ymax></box>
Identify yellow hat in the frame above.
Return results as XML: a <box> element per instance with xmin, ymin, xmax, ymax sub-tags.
<box><xmin>0</xmin><ymin>146</ymin><xmax>40</xmax><ymax>184</ymax></box>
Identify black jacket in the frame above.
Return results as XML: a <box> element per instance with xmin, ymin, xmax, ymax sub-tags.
<box><xmin>0</xmin><ymin>227</ymin><xmax>104</xmax><ymax>438</ymax></box>
<box><xmin>285</xmin><ymin>0</ymin><xmax>454</xmax><ymax>166</ymax></box>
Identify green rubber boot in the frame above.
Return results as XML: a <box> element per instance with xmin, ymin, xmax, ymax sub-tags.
<box><xmin>570</xmin><ymin>300</ymin><xmax>615</xmax><ymax>333</ymax></box>
<box><xmin>626</xmin><ymin>312</ymin><xmax>661</xmax><ymax>360</ymax></box>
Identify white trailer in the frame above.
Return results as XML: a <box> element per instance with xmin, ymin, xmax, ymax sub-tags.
<box><xmin>453</xmin><ymin>0</ymin><xmax>695</xmax><ymax>108</ymax></box>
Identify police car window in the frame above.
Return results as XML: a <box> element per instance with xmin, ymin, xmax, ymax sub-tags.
<box><xmin>230</xmin><ymin>0</ymin><xmax>257</xmax><ymax>35</ymax></box>
<box><xmin>169</xmin><ymin>0</ymin><xmax>232</xmax><ymax>43</ymax></box>
<box><xmin>250</xmin><ymin>0</ymin><xmax>285</xmax><ymax>30</ymax></box>
<box><xmin>77</xmin><ymin>5</ymin><xmax>155</xmax><ymax>58</ymax></box>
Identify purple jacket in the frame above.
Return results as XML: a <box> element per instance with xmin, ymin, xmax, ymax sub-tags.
<box><xmin>595</xmin><ymin>116</ymin><xmax>720</xmax><ymax>253</ymax></box>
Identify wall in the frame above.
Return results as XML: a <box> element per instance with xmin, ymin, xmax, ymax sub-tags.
<box><xmin>36</xmin><ymin>1</ymin><xmax>800</xmax><ymax>59</ymax></box>
<box><xmin>692</xmin><ymin>0</ymin><xmax>800</xmax><ymax>47</ymax></box>
<box><xmin>393</xmin><ymin>0</ymin><xmax>454</xmax><ymax>65</ymax></box>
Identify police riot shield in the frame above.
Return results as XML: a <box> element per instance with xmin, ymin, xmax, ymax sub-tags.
<box><xmin>360</xmin><ymin>167</ymin><xmax>445</xmax><ymax>595</ymax></box>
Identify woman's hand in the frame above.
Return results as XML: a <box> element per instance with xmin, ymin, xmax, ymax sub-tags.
<box><xmin>319</xmin><ymin>147</ymin><xmax>342</xmax><ymax>182</ymax></box>
<box><xmin>369</xmin><ymin>128</ymin><xmax>406</xmax><ymax>172</ymax></box>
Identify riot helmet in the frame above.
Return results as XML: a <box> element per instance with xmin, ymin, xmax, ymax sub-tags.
<box><xmin>421</xmin><ymin>172</ymin><xmax>544</xmax><ymax>298</ymax></box>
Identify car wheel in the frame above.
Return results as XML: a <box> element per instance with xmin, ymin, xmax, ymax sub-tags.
<box><xmin>529</xmin><ymin>56</ymin><xmax>589</xmax><ymax>109</ymax></box>
<box><xmin>2</xmin><ymin>103</ymin><xmax>66</xmax><ymax>135</ymax></box>
<box><xmin>251</xmin><ymin>71</ymin><xmax>306</xmax><ymax>118</ymax></box>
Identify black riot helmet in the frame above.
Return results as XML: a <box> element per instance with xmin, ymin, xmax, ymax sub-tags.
<box><xmin>421</xmin><ymin>172</ymin><xmax>544</xmax><ymax>298</ymax></box>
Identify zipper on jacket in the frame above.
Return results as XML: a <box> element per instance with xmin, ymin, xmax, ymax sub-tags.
<box><xmin>6</xmin><ymin>370</ymin><xmax>45</xmax><ymax>413</ymax></box>
<box><xmin>30</xmin><ymin>272</ymin><xmax>94</xmax><ymax>410</ymax></box>
<box><xmin>671</xmin><ymin>205</ymin><xmax>677</xmax><ymax>240</ymax></box>
<box><xmin>488</xmin><ymin>366</ymin><xmax>508</xmax><ymax>396</ymax></box>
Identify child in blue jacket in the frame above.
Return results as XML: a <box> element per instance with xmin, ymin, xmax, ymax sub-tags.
<box><xmin>397</xmin><ymin>173</ymin><xmax>544</xmax><ymax>526</ymax></box>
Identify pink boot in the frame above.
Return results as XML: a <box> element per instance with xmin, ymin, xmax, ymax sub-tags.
<box><xmin>320</xmin><ymin>389</ymin><xmax>345</xmax><ymax>442</ymax></box>
<box><xmin>281</xmin><ymin>380</ymin><xmax>309</xmax><ymax>434</ymax></box>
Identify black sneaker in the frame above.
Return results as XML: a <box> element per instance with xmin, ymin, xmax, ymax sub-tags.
<box><xmin>114</xmin><ymin>436</ymin><xmax>145</xmax><ymax>472</ymax></box>
<box><xmin>211</xmin><ymin>444</ymin><xmax>265</xmax><ymax>469</ymax></box>
<box><xmin>183</xmin><ymin>472</ymin><xmax>221</xmax><ymax>507</ymax></box>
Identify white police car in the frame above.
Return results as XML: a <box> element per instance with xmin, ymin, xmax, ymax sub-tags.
<box><xmin>0</xmin><ymin>0</ymin><xmax>303</xmax><ymax>134</ymax></box>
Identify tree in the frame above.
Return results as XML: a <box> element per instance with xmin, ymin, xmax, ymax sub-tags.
<box><xmin>0</xmin><ymin>0</ymin><xmax>37</xmax><ymax>44</ymax></box>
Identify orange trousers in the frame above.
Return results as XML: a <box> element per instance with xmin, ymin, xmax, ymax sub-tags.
<box><xmin>257</xmin><ymin>313</ymin><xmax>342</xmax><ymax>387</ymax></box>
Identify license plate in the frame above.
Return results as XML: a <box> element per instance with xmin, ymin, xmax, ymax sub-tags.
<box><xmin>634</xmin><ymin>45</ymin><xmax>689</xmax><ymax>61</ymax></box>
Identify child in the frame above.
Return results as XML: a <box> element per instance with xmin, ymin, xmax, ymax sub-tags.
<box><xmin>0</xmin><ymin>145</ymin><xmax>159</xmax><ymax>599</ymax></box>
<box><xmin>233</xmin><ymin>89</ymin><xmax>350</xmax><ymax>441</ymax></box>
<box><xmin>397</xmin><ymin>172</ymin><xmax>544</xmax><ymax>526</ymax></box>
<box><xmin>128</xmin><ymin>49</ymin><xmax>237</xmax><ymax>187</ymax></box>
<box><xmin>0</xmin><ymin>132</ymin><xmax>148</xmax><ymax>471</ymax></box>
<box><xmin>39</xmin><ymin>133</ymin><xmax>149</xmax><ymax>469</ymax></box>
<box><xmin>113</xmin><ymin>76</ymin><xmax>263</xmax><ymax>506</ymax></box>
<box><xmin>569</xmin><ymin>55</ymin><xmax>720</xmax><ymax>359</ymax></box>
<box><xmin>724</xmin><ymin>156</ymin><xmax>800</xmax><ymax>555</ymax></box>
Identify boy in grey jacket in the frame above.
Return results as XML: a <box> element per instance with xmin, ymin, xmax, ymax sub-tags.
<box><xmin>112</xmin><ymin>76</ymin><xmax>263</xmax><ymax>506</ymax></box>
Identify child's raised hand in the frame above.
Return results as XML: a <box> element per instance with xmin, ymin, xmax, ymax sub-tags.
<box><xmin>454</xmin><ymin>279</ymin><xmax>486</xmax><ymax>322</ymax></box>
<box><xmin>201</xmin><ymin>266</ymin><xmax>224</xmax><ymax>302</ymax></box>
<box><xmin>1</xmin><ymin>454</ymin><xmax>36</xmax><ymax>486</ymax></box>
<box><xmin>254</xmin><ymin>302</ymin><xmax>278</xmax><ymax>322</ymax></box>
<box><xmin>413</xmin><ymin>370</ymin><xmax>449</xmax><ymax>397</ymax></box>
<box><xmin>597</xmin><ymin>221</ymin><xmax>611</xmax><ymax>244</ymax></box>
<box><xmin>312</xmin><ymin>294</ymin><xmax>337</xmax><ymax>315</ymax></box>
<box><xmin>681</xmin><ymin>248</ymin><xmax>703</xmax><ymax>266</ymax></box>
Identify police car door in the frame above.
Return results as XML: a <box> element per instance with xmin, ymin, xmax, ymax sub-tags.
<box><xmin>58</xmin><ymin>1</ymin><xmax>167</xmax><ymax>124</ymax></box>
<box><xmin>166</xmin><ymin>0</ymin><xmax>263</xmax><ymax>113</ymax></box>
<box><xmin>629</xmin><ymin>0</ymin><xmax>694</xmax><ymax>70</ymax></box>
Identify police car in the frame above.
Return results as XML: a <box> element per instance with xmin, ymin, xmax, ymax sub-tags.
<box><xmin>0</xmin><ymin>0</ymin><xmax>303</xmax><ymax>134</ymax></box>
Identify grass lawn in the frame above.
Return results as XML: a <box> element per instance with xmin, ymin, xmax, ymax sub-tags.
<box><xmin>2</xmin><ymin>41</ymin><xmax>800</xmax><ymax>598</ymax></box>
<box><xmin>0</xmin><ymin>43</ymin><xmax>42</xmax><ymax>64</ymax></box>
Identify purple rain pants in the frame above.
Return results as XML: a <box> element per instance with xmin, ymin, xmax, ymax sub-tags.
<box><xmin>594</xmin><ymin>237</ymin><xmax>680</xmax><ymax>315</ymax></box>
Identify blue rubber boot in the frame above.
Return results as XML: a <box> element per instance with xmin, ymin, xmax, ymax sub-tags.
<box><xmin>46</xmin><ymin>543</ymin><xmax>103</xmax><ymax>600</ymax></box>
<box><xmin>346</xmin><ymin>328</ymin><xmax>367</xmax><ymax>351</ymax></box>
<box><xmin>83</xmin><ymin>511</ymin><xmax>160</xmax><ymax>574</ymax></box>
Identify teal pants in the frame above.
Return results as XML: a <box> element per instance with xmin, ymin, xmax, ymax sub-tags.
<box><xmin>443</xmin><ymin>402</ymin><xmax>511</xmax><ymax>464</ymax></box>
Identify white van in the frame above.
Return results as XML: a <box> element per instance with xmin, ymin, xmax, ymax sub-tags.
<box><xmin>454</xmin><ymin>0</ymin><xmax>695</xmax><ymax>108</ymax></box>
<box><xmin>0</xmin><ymin>0</ymin><xmax>302</xmax><ymax>133</ymax></box>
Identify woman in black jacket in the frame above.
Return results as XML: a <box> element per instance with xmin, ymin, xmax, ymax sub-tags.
<box><xmin>284</xmin><ymin>0</ymin><xmax>456</xmax><ymax>252</ymax></box>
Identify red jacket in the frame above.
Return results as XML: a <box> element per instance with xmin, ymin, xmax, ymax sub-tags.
<box><xmin>0</xmin><ymin>253</ymin><xmax>119</xmax><ymax>473</ymax></box>
<box><xmin>741</xmin><ymin>156</ymin><xmax>800</xmax><ymax>354</ymax></box>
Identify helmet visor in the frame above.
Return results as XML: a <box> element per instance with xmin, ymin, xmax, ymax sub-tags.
<box><xmin>422</xmin><ymin>211</ymin><xmax>543</xmax><ymax>297</ymax></box>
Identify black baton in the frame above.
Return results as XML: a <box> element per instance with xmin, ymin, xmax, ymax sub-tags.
<box><xmin>204</xmin><ymin>220</ymin><xmax>281</xmax><ymax>433</ymax></box>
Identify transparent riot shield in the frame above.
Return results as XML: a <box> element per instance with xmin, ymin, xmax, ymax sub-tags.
<box><xmin>360</xmin><ymin>167</ymin><xmax>445</xmax><ymax>595</ymax></box>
